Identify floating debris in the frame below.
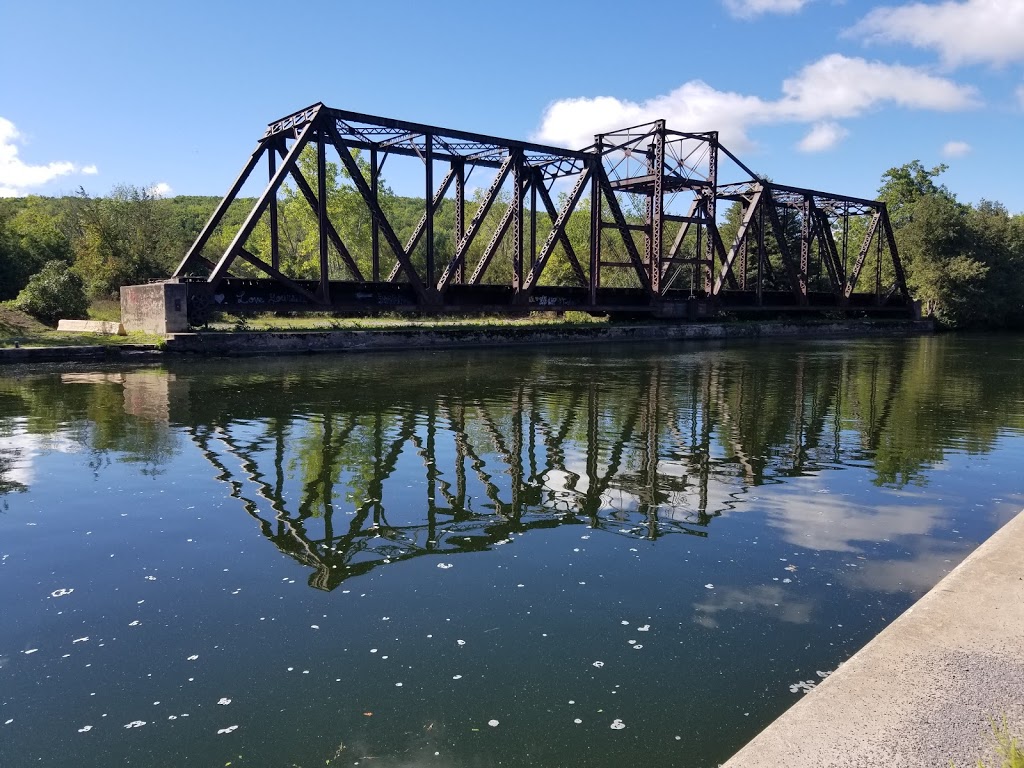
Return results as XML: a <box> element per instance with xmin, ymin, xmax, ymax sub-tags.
<box><xmin>437</xmin><ymin>563</ymin><xmax>453</xmax><ymax>570</ymax></box>
<box><xmin>22</xmin><ymin>649</ymin><xmax>38</xmax><ymax>655</ymax></box>
<box><xmin>78</xmin><ymin>725</ymin><xmax>92</xmax><ymax>733</ymax></box>
<box><xmin>789</xmin><ymin>680</ymin><xmax>817</xmax><ymax>694</ymax></box>
<box><xmin>217</xmin><ymin>725</ymin><xmax>239</xmax><ymax>734</ymax></box>
<box><xmin>123</xmin><ymin>721</ymin><xmax>147</xmax><ymax>729</ymax></box>
<box><xmin>187</xmin><ymin>655</ymin><xmax>199</xmax><ymax>661</ymax></box>
<box><xmin>704</xmin><ymin>584</ymin><xmax>714</xmax><ymax>589</ymax></box>
<box><xmin>50</xmin><ymin>588</ymin><xmax>74</xmax><ymax>598</ymax></box>
<box><xmin>610</xmin><ymin>719</ymin><xmax>626</xmax><ymax>730</ymax></box>
<box><xmin>637</xmin><ymin>625</ymin><xmax>650</xmax><ymax>632</ymax></box>
<box><xmin>217</xmin><ymin>698</ymin><xmax>231</xmax><ymax>706</ymax></box>
<box><xmin>592</xmin><ymin>661</ymin><xmax>605</xmax><ymax>668</ymax></box>
<box><xmin>574</xmin><ymin>718</ymin><xmax>582</xmax><ymax>724</ymax></box>
<box><xmin>488</xmin><ymin>720</ymin><xmax>499</xmax><ymax>727</ymax></box>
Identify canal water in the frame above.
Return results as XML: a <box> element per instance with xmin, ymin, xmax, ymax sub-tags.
<box><xmin>1</xmin><ymin>334</ymin><xmax>1022</xmax><ymax>768</ymax></box>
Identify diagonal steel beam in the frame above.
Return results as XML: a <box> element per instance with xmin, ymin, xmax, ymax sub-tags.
<box><xmin>174</xmin><ymin>141</ymin><xmax>269</xmax><ymax>277</ymax></box>
<box><xmin>437</xmin><ymin>155</ymin><xmax>515</xmax><ymax>290</ymax></box>
<box><xmin>286</xmin><ymin>159</ymin><xmax>365</xmax><ymax>281</ymax></box>
<box><xmin>843</xmin><ymin>210</ymin><xmax>881</xmax><ymax>299</ymax></box>
<box><xmin>532</xmin><ymin>168</ymin><xmax>588</xmax><ymax>287</ymax></box>
<box><xmin>322</xmin><ymin>119</ymin><xmax>428</xmax><ymax>301</ymax></box>
<box><xmin>387</xmin><ymin>165</ymin><xmax>457</xmax><ymax>282</ymax></box>
<box><xmin>466</xmin><ymin>186</ymin><xmax>517</xmax><ymax>286</ymax></box>
<box><xmin>764</xmin><ymin>189</ymin><xmax>807</xmax><ymax>302</ymax></box>
<box><xmin>519</xmin><ymin>164</ymin><xmax>593</xmax><ymax>294</ymax></box>
<box><xmin>207</xmin><ymin>120</ymin><xmax>317</xmax><ymax>287</ymax></box>
<box><xmin>811</xmin><ymin>206</ymin><xmax>844</xmax><ymax>291</ymax></box>
<box><xmin>598</xmin><ymin>166</ymin><xmax>653</xmax><ymax>295</ymax></box>
<box><xmin>879</xmin><ymin>206</ymin><xmax>910</xmax><ymax>301</ymax></box>
<box><xmin>713</xmin><ymin>187</ymin><xmax>764</xmax><ymax>295</ymax></box>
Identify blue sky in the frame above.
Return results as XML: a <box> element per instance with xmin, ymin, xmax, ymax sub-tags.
<box><xmin>2</xmin><ymin>0</ymin><xmax>1023</xmax><ymax>210</ymax></box>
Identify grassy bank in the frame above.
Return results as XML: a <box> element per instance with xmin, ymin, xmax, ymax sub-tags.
<box><xmin>0</xmin><ymin>305</ymin><xmax>165</xmax><ymax>348</ymax></box>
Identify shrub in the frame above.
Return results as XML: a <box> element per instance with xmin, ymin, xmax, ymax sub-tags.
<box><xmin>13</xmin><ymin>260</ymin><xmax>90</xmax><ymax>326</ymax></box>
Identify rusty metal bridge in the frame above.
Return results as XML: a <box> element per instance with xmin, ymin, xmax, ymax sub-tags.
<box><xmin>173</xmin><ymin>103</ymin><xmax>912</xmax><ymax>322</ymax></box>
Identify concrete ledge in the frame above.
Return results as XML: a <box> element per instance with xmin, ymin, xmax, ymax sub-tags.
<box><xmin>0</xmin><ymin>345</ymin><xmax>161</xmax><ymax>364</ymax></box>
<box><xmin>56</xmin><ymin>319</ymin><xmax>126</xmax><ymax>335</ymax></box>
<box><xmin>165</xmin><ymin>319</ymin><xmax>933</xmax><ymax>356</ymax></box>
<box><xmin>723</xmin><ymin>508</ymin><xmax>1024</xmax><ymax>768</ymax></box>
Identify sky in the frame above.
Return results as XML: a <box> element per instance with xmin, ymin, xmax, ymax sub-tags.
<box><xmin>1</xmin><ymin>0</ymin><xmax>1023</xmax><ymax>210</ymax></box>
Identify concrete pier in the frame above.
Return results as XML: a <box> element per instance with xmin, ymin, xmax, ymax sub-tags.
<box><xmin>723</xmin><ymin>509</ymin><xmax>1024</xmax><ymax>768</ymax></box>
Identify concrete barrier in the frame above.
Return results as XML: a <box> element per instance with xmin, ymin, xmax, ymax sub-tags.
<box><xmin>56</xmin><ymin>319</ymin><xmax>126</xmax><ymax>335</ymax></box>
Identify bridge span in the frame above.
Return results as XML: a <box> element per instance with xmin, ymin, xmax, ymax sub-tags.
<box><xmin>170</xmin><ymin>103</ymin><xmax>912</xmax><ymax>323</ymax></box>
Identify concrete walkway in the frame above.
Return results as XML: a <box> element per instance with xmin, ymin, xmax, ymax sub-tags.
<box><xmin>724</xmin><ymin>509</ymin><xmax>1024</xmax><ymax>768</ymax></box>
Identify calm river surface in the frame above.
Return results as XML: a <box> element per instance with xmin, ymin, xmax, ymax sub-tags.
<box><xmin>2</xmin><ymin>334</ymin><xmax>1023</xmax><ymax>767</ymax></box>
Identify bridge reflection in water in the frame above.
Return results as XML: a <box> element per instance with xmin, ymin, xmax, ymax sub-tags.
<box><xmin>178</xmin><ymin>344</ymin><xmax>906</xmax><ymax>591</ymax></box>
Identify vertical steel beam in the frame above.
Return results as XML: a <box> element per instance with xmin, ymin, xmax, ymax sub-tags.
<box><xmin>649</xmin><ymin>121</ymin><xmax>665</xmax><ymax>295</ymax></box>
<box><xmin>268</xmin><ymin>142</ymin><xmax>280</xmax><ymax>271</ymax></box>
<box><xmin>370</xmin><ymin>147</ymin><xmax>380</xmax><ymax>282</ymax></box>
<box><xmin>703</xmin><ymin>133</ymin><xmax>719</xmax><ymax>295</ymax></box>
<box><xmin>589</xmin><ymin>147</ymin><xmax>602</xmax><ymax>305</ymax></box>
<box><xmin>455</xmin><ymin>161</ymin><xmax>466</xmax><ymax>284</ymax></box>
<box><xmin>512</xmin><ymin>150</ymin><xmax>524</xmax><ymax>291</ymax></box>
<box><xmin>530</xmin><ymin>178</ymin><xmax>537</xmax><ymax>269</ymax></box>
<box><xmin>317</xmin><ymin>131</ymin><xmax>330</xmax><ymax>301</ymax></box>
<box><xmin>424</xmin><ymin>134</ymin><xmax>435</xmax><ymax>285</ymax></box>
<box><xmin>800</xmin><ymin>195</ymin><xmax>812</xmax><ymax>293</ymax></box>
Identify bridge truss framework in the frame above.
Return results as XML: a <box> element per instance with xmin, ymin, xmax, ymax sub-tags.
<box><xmin>173</xmin><ymin>103</ymin><xmax>912</xmax><ymax>321</ymax></box>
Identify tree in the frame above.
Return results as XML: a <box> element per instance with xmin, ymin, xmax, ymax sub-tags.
<box><xmin>14</xmin><ymin>259</ymin><xmax>90</xmax><ymax>325</ymax></box>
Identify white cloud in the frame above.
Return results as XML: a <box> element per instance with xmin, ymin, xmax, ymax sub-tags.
<box><xmin>0</xmin><ymin>117</ymin><xmax>76</xmax><ymax>196</ymax></box>
<box><xmin>798</xmin><ymin>121</ymin><xmax>849</xmax><ymax>152</ymax></box>
<box><xmin>534</xmin><ymin>55</ymin><xmax>978</xmax><ymax>152</ymax></box>
<box><xmin>942</xmin><ymin>140</ymin><xmax>972</xmax><ymax>157</ymax></box>
<box><xmin>148</xmin><ymin>181</ymin><xmax>173</xmax><ymax>198</ymax></box>
<box><xmin>722</xmin><ymin>0</ymin><xmax>813</xmax><ymax>19</ymax></box>
<box><xmin>849</xmin><ymin>0</ymin><xmax>1024</xmax><ymax>67</ymax></box>
<box><xmin>81</xmin><ymin>164</ymin><xmax>99</xmax><ymax>175</ymax></box>
<box><xmin>1017</xmin><ymin>84</ymin><xmax>1024</xmax><ymax>108</ymax></box>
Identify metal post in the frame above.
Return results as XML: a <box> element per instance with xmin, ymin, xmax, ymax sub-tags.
<box><xmin>317</xmin><ymin>131</ymin><xmax>330</xmax><ymax>301</ymax></box>
<box><xmin>425</xmin><ymin>134</ymin><xmax>434</xmax><ymax>286</ymax></box>
<box><xmin>589</xmin><ymin>150</ymin><xmax>602</xmax><ymax>306</ymax></box>
<box><xmin>371</xmin><ymin>147</ymin><xmax>380</xmax><ymax>282</ymax></box>
<box><xmin>268</xmin><ymin>146</ymin><xmax>280</xmax><ymax>271</ymax></box>
<box><xmin>512</xmin><ymin>151</ymin><xmax>524</xmax><ymax>291</ymax></box>
<box><xmin>455</xmin><ymin>161</ymin><xmax>466</xmax><ymax>284</ymax></box>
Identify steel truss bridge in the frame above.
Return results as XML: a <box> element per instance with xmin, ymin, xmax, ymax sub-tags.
<box><xmin>174</xmin><ymin>103</ymin><xmax>912</xmax><ymax>321</ymax></box>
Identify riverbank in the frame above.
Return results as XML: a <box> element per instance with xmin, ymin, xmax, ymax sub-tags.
<box><xmin>0</xmin><ymin>318</ymin><xmax>933</xmax><ymax>363</ymax></box>
<box><xmin>722</xmin><ymin>507</ymin><xmax>1024</xmax><ymax>768</ymax></box>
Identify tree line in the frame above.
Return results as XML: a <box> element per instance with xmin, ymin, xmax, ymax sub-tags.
<box><xmin>1</xmin><ymin>155</ymin><xmax>1022</xmax><ymax>328</ymax></box>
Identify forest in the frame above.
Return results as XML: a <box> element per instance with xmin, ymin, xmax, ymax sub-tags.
<box><xmin>1</xmin><ymin>152</ymin><xmax>1022</xmax><ymax>329</ymax></box>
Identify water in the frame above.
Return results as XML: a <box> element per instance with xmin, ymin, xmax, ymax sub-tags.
<box><xmin>1</xmin><ymin>333</ymin><xmax>1023</xmax><ymax>767</ymax></box>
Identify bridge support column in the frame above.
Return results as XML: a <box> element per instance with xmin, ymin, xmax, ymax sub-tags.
<box><xmin>120</xmin><ymin>280</ymin><xmax>190</xmax><ymax>334</ymax></box>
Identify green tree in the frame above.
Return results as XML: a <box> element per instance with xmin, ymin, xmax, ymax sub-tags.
<box><xmin>14</xmin><ymin>259</ymin><xmax>90</xmax><ymax>325</ymax></box>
